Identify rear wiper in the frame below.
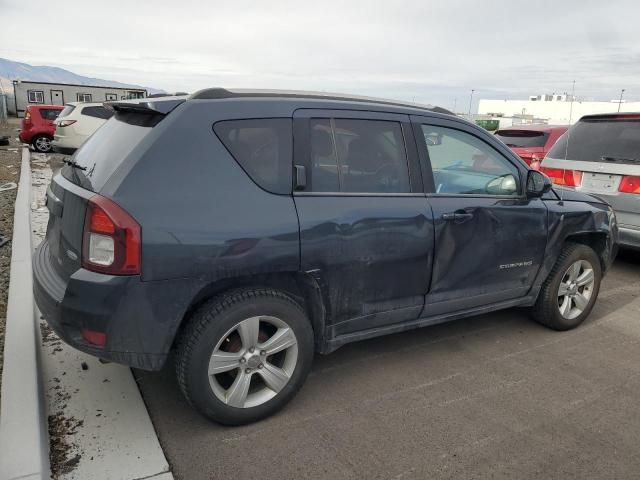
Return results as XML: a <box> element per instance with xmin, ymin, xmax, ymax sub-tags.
<box><xmin>63</xmin><ymin>158</ymin><xmax>87</xmax><ymax>171</ymax></box>
<box><xmin>601</xmin><ymin>156</ymin><xmax>640</xmax><ymax>163</ymax></box>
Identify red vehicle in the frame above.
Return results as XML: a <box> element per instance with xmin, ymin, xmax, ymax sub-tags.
<box><xmin>494</xmin><ymin>124</ymin><xmax>568</xmax><ymax>169</ymax></box>
<box><xmin>19</xmin><ymin>104</ymin><xmax>64</xmax><ymax>153</ymax></box>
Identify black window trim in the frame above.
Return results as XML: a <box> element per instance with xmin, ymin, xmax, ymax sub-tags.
<box><xmin>292</xmin><ymin>108</ymin><xmax>423</xmax><ymax>196</ymax></box>
<box><xmin>411</xmin><ymin>115</ymin><xmax>528</xmax><ymax>199</ymax></box>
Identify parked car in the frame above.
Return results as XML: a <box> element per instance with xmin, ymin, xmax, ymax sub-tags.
<box><xmin>52</xmin><ymin>102</ymin><xmax>114</xmax><ymax>154</ymax></box>
<box><xmin>541</xmin><ymin>112</ymin><xmax>640</xmax><ymax>250</ymax></box>
<box><xmin>495</xmin><ymin>124</ymin><xmax>568</xmax><ymax>168</ymax></box>
<box><xmin>33</xmin><ymin>89</ymin><xmax>617</xmax><ymax>425</ymax></box>
<box><xmin>19</xmin><ymin>104</ymin><xmax>64</xmax><ymax>153</ymax></box>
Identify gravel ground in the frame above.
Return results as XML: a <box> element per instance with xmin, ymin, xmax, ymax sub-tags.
<box><xmin>0</xmin><ymin>118</ymin><xmax>22</xmax><ymax>392</ymax></box>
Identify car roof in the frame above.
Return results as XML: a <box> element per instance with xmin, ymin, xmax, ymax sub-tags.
<box><xmin>579</xmin><ymin>112</ymin><xmax>640</xmax><ymax>121</ymax></box>
<box><xmin>188</xmin><ymin>88</ymin><xmax>455</xmax><ymax>115</ymax></box>
<box><xmin>64</xmin><ymin>101</ymin><xmax>108</xmax><ymax>107</ymax></box>
<box><xmin>27</xmin><ymin>104</ymin><xmax>63</xmax><ymax>109</ymax></box>
<box><xmin>496</xmin><ymin>124</ymin><xmax>568</xmax><ymax>132</ymax></box>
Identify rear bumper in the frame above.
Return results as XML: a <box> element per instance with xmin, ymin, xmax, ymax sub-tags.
<box><xmin>33</xmin><ymin>240</ymin><xmax>194</xmax><ymax>370</ymax></box>
<box><xmin>619</xmin><ymin>225</ymin><xmax>640</xmax><ymax>250</ymax></box>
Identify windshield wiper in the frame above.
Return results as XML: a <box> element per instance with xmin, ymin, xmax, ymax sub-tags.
<box><xmin>601</xmin><ymin>156</ymin><xmax>640</xmax><ymax>163</ymax></box>
<box><xmin>63</xmin><ymin>158</ymin><xmax>87</xmax><ymax>171</ymax></box>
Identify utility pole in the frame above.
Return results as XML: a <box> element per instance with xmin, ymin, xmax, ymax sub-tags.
<box><xmin>618</xmin><ymin>88</ymin><xmax>625</xmax><ymax>112</ymax></box>
<box><xmin>468</xmin><ymin>89</ymin><xmax>475</xmax><ymax>117</ymax></box>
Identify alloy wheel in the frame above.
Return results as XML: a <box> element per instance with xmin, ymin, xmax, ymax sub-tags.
<box><xmin>208</xmin><ymin>316</ymin><xmax>298</xmax><ymax>408</ymax></box>
<box><xmin>557</xmin><ymin>259</ymin><xmax>595</xmax><ymax>320</ymax></box>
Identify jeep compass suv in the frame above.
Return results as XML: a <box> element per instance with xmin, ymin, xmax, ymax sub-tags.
<box><xmin>33</xmin><ymin>89</ymin><xmax>618</xmax><ymax>425</ymax></box>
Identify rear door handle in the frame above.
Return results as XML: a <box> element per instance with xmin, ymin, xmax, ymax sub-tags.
<box><xmin>442</xmin><ymin>211</ymin><xmax>473</xmax><ymax>221</ymax></box>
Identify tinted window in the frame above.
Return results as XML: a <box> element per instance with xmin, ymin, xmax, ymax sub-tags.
<box><xmin>309</xmin><ymin>118</ymin><xmax>410</xmax><ymax>193</ymax></box>
<box><xmin>81</xmin><ymin>106</ymin><xmax>114</xmax><ymax>120</ymax></box>
<box><xmin>62</xmin><ymin>113</ymin><xmax>158</xmax><ymax>192</ymax></box>
<box><xmin>59</xmin><ymin>104</ymin><xmax>76</xmax><ymax>117</ymax></box>
<box><xmin>495</xmin><ymin>130</ymin><xmax>548</xmax><ymax>148</ymax></box>
<box><xmin>214</xmin><ymin>119</ymin><xmax>292</xmax><ymax>194</ymax></box>
<box><xmin>39</xmin><ymin>108</ymin><xmax>61</xmax><ymax>120</ymax></box>
<box><xmin>422</xmin><ymin>125</ymin><xmax>520</xmax><ymax>196</ymax></box>
<box><xmin>548</xmin><ymin>117</ymin><xmax>640</xmax><ymax>163</ymax></box>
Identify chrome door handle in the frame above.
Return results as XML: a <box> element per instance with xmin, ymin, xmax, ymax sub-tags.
<box><xmin>442</xmin><ymin>211</ymin><xmax>473</xmax><ymax>221</ymax></box>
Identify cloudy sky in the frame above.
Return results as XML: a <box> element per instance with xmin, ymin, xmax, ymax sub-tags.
<box><xmin>1</xmin><ymin>0</ymin><xmax>638</xmax><ymax>111</ymax></box>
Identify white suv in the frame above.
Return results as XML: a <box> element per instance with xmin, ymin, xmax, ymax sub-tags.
<box><xmin>52</xmin><ymin>102</ymin><xmax>114</xmax><ymax>154</ymax></box>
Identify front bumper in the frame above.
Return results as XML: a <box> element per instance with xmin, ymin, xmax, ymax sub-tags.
<box><xmin>33</xmin><ymin>240</ymin><xmax>193</xmax><ymax>370</ymax></box>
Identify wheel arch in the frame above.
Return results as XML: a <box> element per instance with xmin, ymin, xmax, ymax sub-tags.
<box><xmin>564</xmin><ymin>231</ymin><xmax>609</xmax><ymax>271</ymax></box>
<box><xmin>174</xmin><ymin>272</ymin><xmax>329</xmax><ymax>354</ymax></box>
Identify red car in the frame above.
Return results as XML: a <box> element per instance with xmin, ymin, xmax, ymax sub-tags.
<box><xmin>19</xmin><ymin>104</ymin><xmax>64</xmax><ymax>153</ymax></box>
<box><xmin>494</xmin><ymin>124</ymin><xmax>568</xmax><ymax>169</ymax></box>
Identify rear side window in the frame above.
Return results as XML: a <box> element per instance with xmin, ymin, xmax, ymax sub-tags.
<box><xmin>308</xmin><ymin>118</ymin><xmax>410</xmax><ymax>193</ymax></box>
<box><xmin>62</xmin><ymin>113</ymin><xmax>159</xmax><ymax>192</ymax></box>
<box><xmin>81</xmin><ymin>106</ymin><xmax>115</xmax><ymax>120</ymax></box>
<box><xmin>548</xmin><ymin>117</ymin><xmax>640</xmax><ymax>163</ymax></box>
<box><xmin>214</xmin><ymin>119</ymin><xmax>292</xmax><ymax>194</ymax></box>
<box><xmin>39</xmin><ymin>109</ymin><xmax>61</xmax><ymax>120</ymax></box>
<box><xmin>59</xmin><ymin>105</ymin><xmax>76</xmax><ymax>117</ymax></box>
<box><xmin>495</xmin><ymin>130</ymin><xmax>548</xmax><ymax>148</ymax></box>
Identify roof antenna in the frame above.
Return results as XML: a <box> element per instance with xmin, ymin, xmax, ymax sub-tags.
<box><xmin>559</xmin><ymin>79</ymin><xmax>576</xmax><ymax>205</ymax></box>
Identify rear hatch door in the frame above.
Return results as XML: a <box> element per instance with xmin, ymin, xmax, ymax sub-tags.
<box><xmin>45</xmin><ymin>100</ymin><xmax>182</xmax><ymax>280</ymax></box>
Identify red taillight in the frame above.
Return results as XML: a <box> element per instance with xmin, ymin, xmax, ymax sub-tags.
<box><xmin>619</xmin><ymin>175</ymin><xmax>640</xmax><ymax>194</ymax></box>
<box><xmin>82</xmin><ymin>195</ymin><xmax>141</xmax><ymax>275</ymax></box>
<box><xmin>81</xmin><ymin>328</ymin><xmax>107</xmax><ymax>346</ymax></box>
<box><xmin>58</xmin><ymin>119</ymin><xmax>77</xmax><ymax>127</ymax></box>
<box><xmin>539</xmin><ymin>167</ymin><xmax>583</xmax><ymax>187</ymax></box>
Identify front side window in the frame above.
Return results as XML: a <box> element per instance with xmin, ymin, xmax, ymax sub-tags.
<box><xmin>77</xmin><ymin>93</ymin><xmax>93</xmax><ymax>102</ymax></box>
<box><xmin>309</xmin><ymin>118</ymin><xmax>410</xmax><ymax>193</ymax></box>
<box><xmin>27</xmin><ymin>90</ymin><xmax>44</xmax><ymax>103</ymax></box>
<box><xmin>214</xmin><ymin>118</ymin><xmax>292</xmax><ymax>194</ymax></box>
<box><xmin>422</xmin><ymin>125</ymin><xmax>520</xmax><ymax>196</ymax></box>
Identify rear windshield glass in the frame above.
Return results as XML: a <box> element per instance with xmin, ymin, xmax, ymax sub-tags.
<box><xmin>39</xmin><ymin>109</ymin><xmax>61</xmax><ymax>120</ymax></box>
<box><xmin>495</xmin><ymin>130</ymin><xmax>547</xmax><ymax>148</ymax></box>
<box><xmin>61</xmin><ymin>113</ymin><xmax>160</xmax><ymax>191</ymax></box>
<box><xmin>59</xmin><ymin>104</ymin><xmax>76</xmax><ymax>117</ymax></box>
<box><xmin>547</xmin><ymin>118</ymin><xmax>640</xmax><ymax>162</ymax></box>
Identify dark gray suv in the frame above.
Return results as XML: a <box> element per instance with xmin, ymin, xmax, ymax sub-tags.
<box><xmin>33</xmin><ymin>89</ymin><xmax>618</xmax><ymax>424</ymax></box>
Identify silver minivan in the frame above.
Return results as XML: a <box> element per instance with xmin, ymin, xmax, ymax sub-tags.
<box><xmin>542</xmin><ymin>113</ymin><xmax>640</xmax><ymax>249</ymax></box>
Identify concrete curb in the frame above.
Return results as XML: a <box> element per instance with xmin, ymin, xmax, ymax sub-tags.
<box><xmin>0</xmin><ymin>147</ymin><xmax>49</xmax><ymax>480</ymax></box>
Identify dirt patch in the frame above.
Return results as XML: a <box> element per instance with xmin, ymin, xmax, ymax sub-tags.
<box><xmin>0</xmin><ymin>118</ymin><xmax>22</xmax><ymax>391</ymax></box>
<box><xmin>48</xmin><ymin>411</ymin><xmax>83</xmax><ymax>479</ymax></box>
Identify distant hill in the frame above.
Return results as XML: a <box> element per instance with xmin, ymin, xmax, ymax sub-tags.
<box><xmin>0</xmin><ymin>57</ymin><xmax>162</xmax><ymax>94</ymax></box>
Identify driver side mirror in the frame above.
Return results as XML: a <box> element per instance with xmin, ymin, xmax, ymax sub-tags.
<box><xmin>486</xmin><ymin>174</ymin><xmax>518</xmax><ymax>195</ymax></box>
<box><xmin>526</xmin><ymin>170</ymin><xmax>552</xmax><ymax>197</ymax></box>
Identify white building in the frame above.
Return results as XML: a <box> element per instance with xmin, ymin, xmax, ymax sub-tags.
<box><xmin>478</xmin><ymin>94</ymin><xmax>639</xmax><ymax>125</ymax></box>
<box><xmin>12</xmin><ymin>80</ymin><xmax>146</xmax><ymax>117</ymax></box>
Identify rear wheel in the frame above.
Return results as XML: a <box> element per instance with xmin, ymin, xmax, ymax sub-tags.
<box><xmin>175</xmin><ymin>288</ymin><xmax>314</xmax><ymax>425</ymax></box>
<box><xmin>32</xmin><ymin>134</ymin><xmax>53</xmax><ymax>153</ymax></box>
<box><xmin>531</xmin><ymin>243</ymin><xmax>601</xmax><ymax>330</ymax></box>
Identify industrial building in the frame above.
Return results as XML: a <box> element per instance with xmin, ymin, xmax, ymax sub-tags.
<box><xmin>478</xmin><ymin>93</ymin><xmax>640</xmax><ymax>124</ymax></box>
<box><xmin>11</xmin><ymin>80</ymin><xmax>146</xmax><ymax>117</ymax></box>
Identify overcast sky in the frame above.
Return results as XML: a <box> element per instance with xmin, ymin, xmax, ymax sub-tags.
<box><xmin>1</xmin><ymin>0</ymin><xmax>638</xmax><ymax>111</ymax></box>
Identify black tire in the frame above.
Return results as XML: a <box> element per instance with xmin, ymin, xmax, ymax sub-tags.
<box><xmin>175</xmin><ymin>288</ymin><xmax>314</xmax><ymax>425</ymax></box>
<box><xmin>531</xmin><ymin>242</ymin><xmax>601</xmax><ymax>330</ymax></box>
<box><xmin>32</xmin><ymin>134</ymin><xmax>53</xmax><ymax>153</ymax></box>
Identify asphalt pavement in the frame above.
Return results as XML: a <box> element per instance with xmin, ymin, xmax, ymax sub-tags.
<box><xmin>137</xmin><ymin>249</ymin><xmax>640</xmax><ymax>480</ymax></box>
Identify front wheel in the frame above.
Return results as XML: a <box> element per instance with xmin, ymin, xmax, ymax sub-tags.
<box><xmin>175</xmin><ymin>288</ymin><xmax>314</xmax><ymax>425</ymax></box>
<box><xmin>531</xmin><ymin>243</ymin><xmax>602</xmax><ymax>330</ymax></box>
